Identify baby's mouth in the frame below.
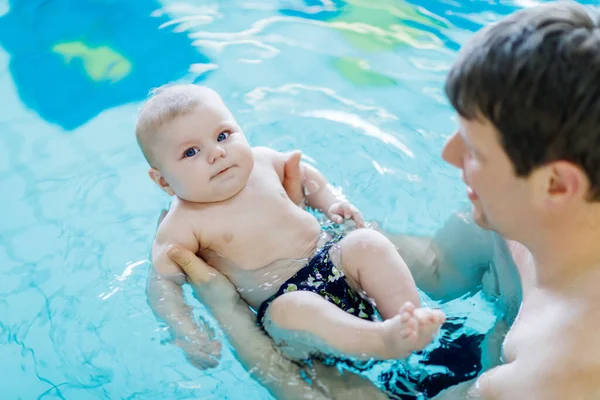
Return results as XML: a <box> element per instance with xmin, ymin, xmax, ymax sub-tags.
<box><xmin>211</xmin><ymin>166</ymin><xmax>233</xmax><ymax>179</ymax></box>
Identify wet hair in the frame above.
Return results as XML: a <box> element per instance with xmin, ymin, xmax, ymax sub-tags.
<box><xmin>135</xmin><ymin>83</ymin><xmax>212</xmax><ymax>167</ymax></box>
<box><xmin>445</xmin><ymin>1</ymin><xmax>600</xmax><ymax>200</ymax></box>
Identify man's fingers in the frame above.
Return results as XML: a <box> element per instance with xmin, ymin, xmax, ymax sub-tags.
<box><xmin>177</xmin><ymin>338</ymin><xmax>222</xmax><ymax>369</ymax></box>
<box><xmin>285</xmin><ymin>150</ymin><xmax>302</xmax><ymax>174</ymax></box>
<box><xmin>167</xmin><ymin>245</ymin><xmax>213</xmax><ymax>284</ymax></box>
<box><xmin>167</xmin><ymin>245</ymin><xmax>192</xmax><ymax>268</ymax></box>
<box><xmin>283</xmin><ymin>150</ymin><xmax>305</xmax><ymax>205</ymax></box>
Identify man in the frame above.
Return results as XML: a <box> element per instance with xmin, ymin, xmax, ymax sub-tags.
<box><xmin>161</xmin><ymin>1</ymin><xmax>600</xmax><ymax>398</ymax></box>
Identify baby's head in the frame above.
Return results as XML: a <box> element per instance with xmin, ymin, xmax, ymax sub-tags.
<box><xmin>136</xmin><ymin>84</ymin><xmax>254</xmax><ymax>203</ymax></box>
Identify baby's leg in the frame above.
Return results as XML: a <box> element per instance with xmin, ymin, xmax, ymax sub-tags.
<box><xmin>264</xmin><ymin>291</ymin><xmax>422</xmax><ymax>361</ymax></box>
<box><xmin>337</xmin><ymin>229</ymin><xmax>423</xmax><ymax>319</ymax></box>
<box><xmin>336</xmin><ymin>229</ymin><xmax>445</xmax><ymax>345</ymax></box>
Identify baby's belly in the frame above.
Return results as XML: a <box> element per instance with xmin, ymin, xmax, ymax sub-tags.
<box><xmin>201</xmin><ymin>228</ymin><xmax>331</xmax><ymax>309</ymax></box>
<box><xmin>228</xmin><ymin>257</ymin><xmax>312</xmax><ymax>309</ymax></box>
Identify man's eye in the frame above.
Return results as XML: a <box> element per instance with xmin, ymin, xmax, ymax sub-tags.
<box><xmin>217</xmin><ymin>131</ymin><xmax>230</xmax><ymax>142</ymax></box>
<box><xmin>184</xmin><ymin>148</ymin><xmax>199</xmax><ymax>158</ymax></box>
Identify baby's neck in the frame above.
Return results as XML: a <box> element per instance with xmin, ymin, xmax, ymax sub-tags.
<box><xmin>174</xmin><ymin>188</ymin><xmax>244</xmax><ymax>207</ymax></box>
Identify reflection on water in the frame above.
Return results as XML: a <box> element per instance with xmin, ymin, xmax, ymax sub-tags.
<box><xmin>279</xmin><ymin>0</ymin><xmax>455</xmax><ymax>86</ymax></box>
<box><xmin>0</xmin><ymin>0</ymin><xmax>212</xmax><ymax>130</ymax></box>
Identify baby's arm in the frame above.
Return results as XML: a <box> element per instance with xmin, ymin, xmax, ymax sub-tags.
<box><xmin>260</xmin><ymin>147</ymin><xmax>364</xmax><ymax>226</ymax></box>
<box><xmin>147</xmin><ymin>217</ymin><xmax>221</xmax><ymax>368</ymax></box>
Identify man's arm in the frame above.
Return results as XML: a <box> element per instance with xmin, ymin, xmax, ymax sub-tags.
<box><xmin>432</xmin><ymin>359</ymin><xmax>600</xmax><ymax>400</ymax></box>
<box><xmin>383</xmin><ymin>208</ymin><xmax>495</xmax><ymax>302</ymax></box>
<box><xmin>167</xmin><ymin>245</ymin><xmax>389</xmax><ymax>400</ymax></box>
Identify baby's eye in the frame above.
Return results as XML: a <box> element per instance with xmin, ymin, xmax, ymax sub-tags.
<box><xmin>217</xmin><ymin>131</ymin><xmax>230</xmax><ymax>142</ymax></box>
<box><xmin>183</xmin><ymin>147</ymin><xmax>199</xmax><ymax>158</ymax></box>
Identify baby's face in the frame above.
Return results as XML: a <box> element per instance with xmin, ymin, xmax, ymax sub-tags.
<box><xmin>150</xmin><ymin>100</ymin><xmax>254</xmax><ymax>202</ymax></box>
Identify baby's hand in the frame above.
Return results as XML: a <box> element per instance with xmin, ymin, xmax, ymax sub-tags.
<box><xmin>327</xmin><ymin>201</ymin><xmax>365</xmax><ymax>228</ymax></box>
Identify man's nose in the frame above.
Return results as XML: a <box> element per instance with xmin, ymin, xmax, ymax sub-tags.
<box><xmin>441</xmin><ymin>132</ymin><xmax>464</xmax><ymax>169</ymax></box>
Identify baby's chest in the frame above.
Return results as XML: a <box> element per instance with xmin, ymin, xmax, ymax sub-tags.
<box><xmin>205</xmin><ymin>187</ymin><xmax>294</xmax><ymax>247</ymax></box>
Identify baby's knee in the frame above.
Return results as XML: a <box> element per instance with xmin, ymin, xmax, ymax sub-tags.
<box><xmin>342</xmin><ymin>228</ymin><xmax>396</xmax><ymax>259</ymax></box>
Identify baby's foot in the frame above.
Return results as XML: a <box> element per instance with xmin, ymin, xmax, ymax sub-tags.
<box><xmin>413</xmin><ymin>307</ymin><xmax>446</xmax><ymax>350</ymax></box>
<box><xmin>380</xmin><ymin>302</ymin><xmax>420</xmax><ymax>359</ymax></box>
<box><xmin>380</xmin><ymin>302</ymin><xmax>446</xmax><ymax>359</ymax></box>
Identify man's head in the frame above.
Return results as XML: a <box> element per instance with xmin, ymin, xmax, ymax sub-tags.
<box><xmin>135</xmin><ymin>84</ymin><xmax>254</xmax><ymax>203</ymax></box>
<box><xmin>442</xmin><ymin>1</ymin><xmax>600</xmax><ymax>240</ymax></box>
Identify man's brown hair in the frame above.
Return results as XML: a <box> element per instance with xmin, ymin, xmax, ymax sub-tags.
<box><xmin>445</xmin><ymin>1</ymin><xmax>600</xmax><ymax>200</ymax></box>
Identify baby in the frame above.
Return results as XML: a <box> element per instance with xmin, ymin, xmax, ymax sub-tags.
<box><xmin>138</xmin><ymin>84</ymin><xmax>445</xmax><ymax>367</ymax></box>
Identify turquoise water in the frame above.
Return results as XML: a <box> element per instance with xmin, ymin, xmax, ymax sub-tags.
<box><xmin>0</xmin><ymin>0</ymin><xmax>593</xmax><ymax>398</ymax></box>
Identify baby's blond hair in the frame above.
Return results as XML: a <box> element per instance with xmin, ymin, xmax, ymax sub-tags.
<box><xmin>135</xmin><ymin>83</ymin><xmax>214</xmax><ymax>167</ymax></box>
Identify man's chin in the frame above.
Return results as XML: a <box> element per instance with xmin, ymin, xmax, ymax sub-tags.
<box><xmin>472</xmin><ymin>204</ymin><xmax>492</xmax><ymax>230</ymax></box>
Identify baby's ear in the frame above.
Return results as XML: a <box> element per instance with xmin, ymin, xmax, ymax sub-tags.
<box><xmin>148</xmin><ymin>168</ymin><xmax>175</xmax><ymax>196</ymax></box>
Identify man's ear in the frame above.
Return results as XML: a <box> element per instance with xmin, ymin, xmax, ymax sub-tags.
<box><xmin>543</xmin><ymin>161</ymin><xmax>588</xmax><ymax>208</ymax></box>
<box><xmin>148</xmin><ymin>168</ymin><xmax>175</xmax><ymax>196</ymax></box>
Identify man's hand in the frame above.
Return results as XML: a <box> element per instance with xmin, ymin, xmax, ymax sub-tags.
<box><xmin>327</xmin><ymin>201</ymin><xmax>365</xmax><ymax>228</ymax></box>
<box><xmin>166</xmin><ymin>245</ymin><xmax>239</xmax><ymax>307</ymax></box>
<box><xmin>175</xmin><ymin>330</ymin><xmax>222</xmax><ymax>369</ymax></box>
<box><xmin>282</xmin><ymin>150</ymin><xmax>306</xmax><ymax>207</ymax></box>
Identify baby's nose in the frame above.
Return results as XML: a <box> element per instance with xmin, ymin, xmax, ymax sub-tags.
<box><xmin>208</xmin><ymin>145</ymin><xmax>226</xmax><ymax>163</ymax></box>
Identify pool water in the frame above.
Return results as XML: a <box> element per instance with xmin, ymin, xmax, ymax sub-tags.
<box><xmin>0</xmin><ymin>0</ymin><xmax>593</xmax><ymax>398</ymax></box>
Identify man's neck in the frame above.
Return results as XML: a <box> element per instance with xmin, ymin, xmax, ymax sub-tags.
<box><xmin>527</xmin><ymin>213</ymin><xmax>600</xmax><ymax>288</ymax></box>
